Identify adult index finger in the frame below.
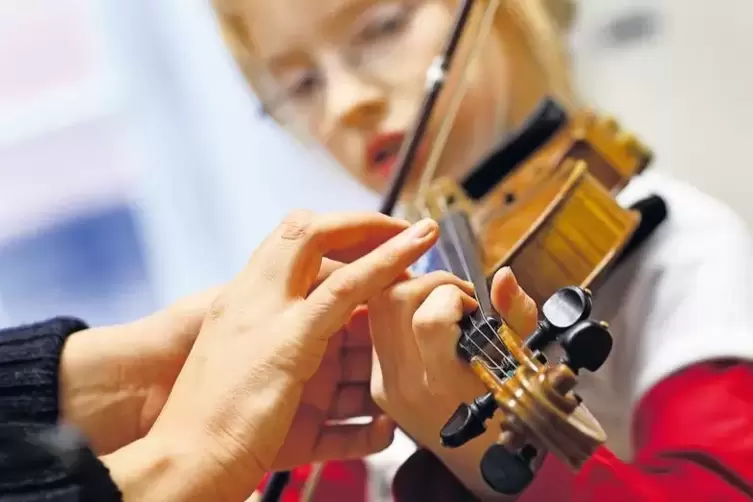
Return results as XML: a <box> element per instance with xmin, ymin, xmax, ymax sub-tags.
<box><xmin>248</xmin><ymin>211</ymin><xmax>410</xmax><ymax>300</ymax></box>
<box><xmin>310</xmin><ymin>260</ymin><xmax>413</xmax><ymax>294</ymax></box>
<box><xmin>304</xmin><ymin>219</ymin><xmax>440</xmax><ymax>338</ymax></box>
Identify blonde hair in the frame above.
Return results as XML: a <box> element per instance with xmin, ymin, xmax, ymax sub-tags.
<box><xmin>212</xmin><ymin>0</ymin><xmax>579</xmax><ymax>125</ymax></box>
<box><xmin>505</xmin><ymin>0</ymin><xmax>579</xmax><ymax>104</ymax></box>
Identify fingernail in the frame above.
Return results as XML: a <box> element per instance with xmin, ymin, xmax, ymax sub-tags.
<box><xmin>407</xmin><ymin>219</ymin><xmax>435</xmax><ymax>240</ymax></box>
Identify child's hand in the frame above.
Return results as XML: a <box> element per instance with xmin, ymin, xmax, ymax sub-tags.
<box><xmin>368</xmin><ymin>267</ymin><xmax>539</xmax><ymax>499</ymax></box>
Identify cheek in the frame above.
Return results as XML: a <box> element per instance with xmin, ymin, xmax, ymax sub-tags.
<box><xmin>379</xmin><ymin>3</ymin><xmax>452</xmax><ymax>109</ymax></box>
<box><xmin>469</xmin><ymin>62</ymin><xmax>507</xmax><ymax>147</ymax></box>
<box><xmin>326</xmin><ymin>132</ymin><xmax>372</xmax><ymax>185</ymax></box>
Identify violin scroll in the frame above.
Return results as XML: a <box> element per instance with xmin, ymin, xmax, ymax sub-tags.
<box><xmin>439</xmin><ymin>285</ymin><xmax>602</xmax><ymax>449</ymax></box>
<box><xmin>471</xmin><ymin>343</ymin><xmax>609</xmax><ymax>494</ymax></box>
<box><xmin>438</xmin><ymin>286</ymin><xmax>612</xmax><ymax>495</ymax></box>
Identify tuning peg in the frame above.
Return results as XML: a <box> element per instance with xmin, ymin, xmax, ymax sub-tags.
<box><xmin>440</xmin><ymin>393</ymin><xmax>498</xmax><ymax>448</ymax></box>
<box><xmin>524</xmin><ymin>286</ymin><xmax>593</xmax><ymax>352</ymax></box>
<box><xmin>559</xmin><ymin>319</ymin><xmax>613</xmax><ymax>374</ymax></box>
<box><xmin>480</xmin><ymin>443</ymin><xmax>537</xmax><ymax>495</ymax></box>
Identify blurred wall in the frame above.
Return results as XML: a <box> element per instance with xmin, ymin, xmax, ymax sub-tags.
<box><xmin>572</xmin><ymin>0</ymin><xmax>753</xmax><ymax>224</ymax></box>
<box><xmin>0</xmin><ymin>0</ymin><xmax>156</xmax><ymax>325</ymax></box>
<box><xmin>96</xmin><ymin>0</ymin><xmax>377</xmax><ymax>306</ymax></box>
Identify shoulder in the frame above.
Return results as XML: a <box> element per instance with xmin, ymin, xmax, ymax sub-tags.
<box><xmin>599</xmin><ymin>171</ymin><xmax>753</xmax><ymax>399</ymax></box>
<box><xmin>605</xmin><ymin>170</ymin><xmax>753</xmax><ymax>315</ymax></box>
<box><xmin>617</xmin><ymin>170</ymin><xmax>752</xmax><ymax>268</ymax></box>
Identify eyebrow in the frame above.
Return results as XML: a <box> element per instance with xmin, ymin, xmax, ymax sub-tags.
<box><xmin>264</xmin><ymin>49</ymin><xmax>311</xmax><ymax>73</ymax></box>
<box><xmin>323</xmin><ymin>0</ymin><xmax>381</xmax><ymax>29</ymax></box>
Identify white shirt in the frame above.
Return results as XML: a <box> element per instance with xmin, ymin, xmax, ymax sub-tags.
<box><xmin>365</xmin><ymin>170</ymin><xmax>753</xmax><ymax>499</ymax></box>
<box><xmin>580</xmin><ymin>169</ymin><xmax>753</xmax><ymax>459</ymax></box>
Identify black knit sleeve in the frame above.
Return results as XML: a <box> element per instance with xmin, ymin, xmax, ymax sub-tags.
<box><xmin>0</xmin><ymin>421</ymin><xmax>122</xmax><ymax>502</ymax></box>
<box><xmin>0</xmin><ymin>317</ymin><xmax>89</xmax><ymax>424</ymax></box>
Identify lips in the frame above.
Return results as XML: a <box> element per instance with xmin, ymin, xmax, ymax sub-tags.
<box><xmin>365</xmin><ymin>132</ymin><xmax>406</xmax><ymax>179</ymax></box>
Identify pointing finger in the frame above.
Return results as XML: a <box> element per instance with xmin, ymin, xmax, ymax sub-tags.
<box><xmin>305</xmin><ymin>219</ymin><xmax>440</xmax><ymax>338</ymax></box>
<box><xmin>249</xmin><ymin>211</ymin><xmax>411</xmax><ymax>299</ymax></box>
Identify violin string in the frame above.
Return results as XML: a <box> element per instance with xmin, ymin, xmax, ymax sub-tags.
<box><xmin>439</xmin><ymin>248</ymin><xmax>508</xmax><ymax>369</ymax></box>
<box><xmin>440</xmin><ymin>217</ymin><xmax>518</xmax><ymax>372</ymax></box>
<box><xmin>417</xmin><ymin>206</ymin><xmax>508</xmax><ymax>372</ymax></box>
<box><xmin>415</xmin><ymin>0</ymin><xmax>502</xmax><ymax>202</ymax></box>
<box><xmin>434</xmin><ymin>241</ymin><xmax>509</xmax><ymax>373</ymax></box>
<box><xmin>428</xmin><ymin>223</ymin><xmax>503</xmax><ymax>371</ymax></box>
<box><xmin>435</xmin><ymin>198</ymin><xmax>518</xmax><ymax>371</ymax></box>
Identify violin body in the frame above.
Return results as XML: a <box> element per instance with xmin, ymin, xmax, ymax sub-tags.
<box><xmin>411</xmin><ymin>98</ymin><xmax>655</xmax><ymax>305</ymax></box>
<box><xmin>460</xmin><ymin>98</ymin><xmax>653</xmax><ymax>205</ymax></box>
<box><xmin>479</xmin><ymin>161</ymin><xmax>639</xmax><ymax>304</ymax></box>
<box><xmin>487</xmin><ymin>104</ymin><xmax>653</xmax><ymax>202</ymax></box>
<box><xmin>416</xmin><ymin>165</ymin><xmax>643</xmax><ymax>307</ymax></box>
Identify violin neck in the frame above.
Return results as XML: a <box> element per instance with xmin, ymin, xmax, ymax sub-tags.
<box><xmin>437</xmin><ymin>211</ymin><xmax>493</xmax><ymax>312</ymax></box>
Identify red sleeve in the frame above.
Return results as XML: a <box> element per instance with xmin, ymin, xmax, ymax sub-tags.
<box><xmin>395</xmin><ymin>361</ymin><xmax>753</xmax><ymax>501</ymax></box>
<box><xmin>572</xmin><ymin>361</ymin><xmax>753</xmax><ymax>501</ymax></box>
<box><xmin>257</xmin><ymin>460</ymin><xmax>368</xmax><ymax>502</ymax></box>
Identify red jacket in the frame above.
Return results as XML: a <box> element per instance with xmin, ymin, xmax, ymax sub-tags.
<box><xmin>259</xmin><ymin>361</ymin><xmax>753</xmax><ymax>501</ymax></box>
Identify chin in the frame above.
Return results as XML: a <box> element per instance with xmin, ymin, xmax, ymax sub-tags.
<box><xmin>362</xmin><ymin>167</ymin><xmax>425</xmax><ymax>201</ymax></box>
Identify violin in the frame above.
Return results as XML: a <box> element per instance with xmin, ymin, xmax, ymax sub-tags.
<box><xmin>377</xmin><ymin>0</ymin><xmax>666</xmax><ymax>495</ymax></box>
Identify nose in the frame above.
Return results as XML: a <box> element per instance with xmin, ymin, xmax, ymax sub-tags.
<box><xmin>326</xmin><ymin>65</ymin><xmax>386</xmax><ymax>131</ymax></box>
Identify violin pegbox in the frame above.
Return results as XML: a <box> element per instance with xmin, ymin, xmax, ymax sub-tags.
<box><xmin>439</xmin><ymin>285</ymin><xmax>612</xmax><ymax>495</ymax></box>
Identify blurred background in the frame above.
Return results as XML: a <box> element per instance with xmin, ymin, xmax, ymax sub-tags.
<box><xmin>0</xmin><ymin>0</ymin><xmax>751</xmax><ymax>327</ymax></box>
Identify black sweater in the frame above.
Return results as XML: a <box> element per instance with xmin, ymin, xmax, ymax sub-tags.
<box><xmin>0</xmin><ymin>318</ymin><xmax>122</xmax><ymax>501</ymax></box>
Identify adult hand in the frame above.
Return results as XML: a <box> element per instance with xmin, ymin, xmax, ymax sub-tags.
<box><xmin>59</xmin><ymin>285</ymin><xmax>221</xmax><ymax>455</ymax></box>
<box><xmin>369</xmin><ymin>267</ymin><xmax>540</xmax><ymax>500</ymax></box>
<box><xmin>105</xmin><ymin>211</ymin><xmax>440</xmax><ymax>502</ymax></box>
<box><xmin>270</xmin><ymin>303</ymin><xmax>396</xmax><ymax>470</ymax></box>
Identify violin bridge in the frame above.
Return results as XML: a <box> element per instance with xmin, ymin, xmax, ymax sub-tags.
<box><xmin>412</xmin><ymin>177</ymin><xmax>474</xmax><ymax>220</ymax></box>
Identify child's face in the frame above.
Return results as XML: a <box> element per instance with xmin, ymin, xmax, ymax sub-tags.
<box><xmin>238</xmin><ymin>0</ymin><xmax>513</xmax><ymax>195</ymax></box>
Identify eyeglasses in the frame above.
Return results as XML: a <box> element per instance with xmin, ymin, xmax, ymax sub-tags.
<box><xmin>253</xmin><ymin>1</ymin><xmax>423</xmax><ymax>123</ymax></box>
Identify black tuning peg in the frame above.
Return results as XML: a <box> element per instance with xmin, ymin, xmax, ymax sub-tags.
<box><xmin>440</xmin><ymin>393</ymin><xmax>498</xmax><ymax>448</ymax></box>
<box><xmin>559</xmin><ymin>319</ymin><xmax>613</xmax><ymax>374</ymax></box>
<box><xmin>480</xmin><ymin>444</ymin><xmax>537</xmax><ymax>495</ymax></box>
<box><xmin>524</xmin><ymin>286</ymin><xmax>593</xmax><ymax>352</ymax></box>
